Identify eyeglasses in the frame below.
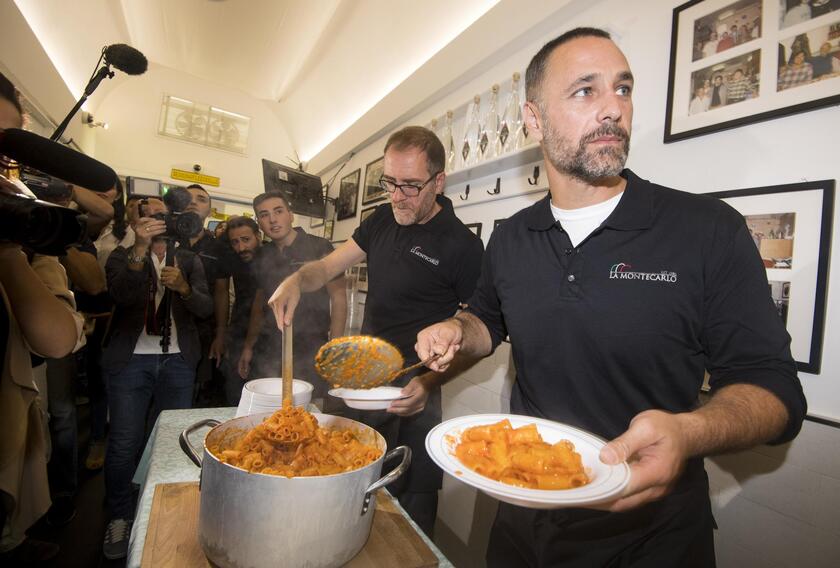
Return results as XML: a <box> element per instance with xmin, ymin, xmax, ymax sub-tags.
<box><xmin>379</xmin><ymin>171</ymin><xmax>441</xmax><ymax>197</ymax></box>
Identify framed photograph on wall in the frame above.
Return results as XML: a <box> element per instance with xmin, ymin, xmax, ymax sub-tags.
<box><xmin>708</xmin><ymin>179</ymin><xmax>834</xmax><ymax>373</ymax></box>
<box><xmin>359</xmin><ymin>205</ymin><xmax>378</xmax><ymax>224</ymax></box>
<box><xmin>362</xmin><ymin>156</ymin><xmax>386</xmax><ymax>205</ymax></box>
<box><xmin>336</xmin><ymin>168</ymin><xmax>361</xmax><ymax>221</ymax></box>
<box><xmin>465</xmin><ymin>222</ymin><xmax>483</xmax><ymax>238</ymax></box>
<box><xmin>665</xmin><ymin>0</ymin><xmax>840</xmax><ymax>142</ymax></box>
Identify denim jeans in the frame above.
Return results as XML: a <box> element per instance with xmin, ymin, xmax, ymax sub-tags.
<box><xmin>46</xmin><ymin>353</ymin><xmax>78</xmax><ymax>497</ymax></box>
<box><xmin>104</xmin><ymin>353</ymin><xmax>194</xmax><ymax>519</ymax></box>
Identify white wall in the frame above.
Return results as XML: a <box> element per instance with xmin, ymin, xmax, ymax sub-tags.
<box><xmin>90</xmin><ymin>63</ymin><xmax>296</xmax><ymax>204</ymax></box>
<box><xmin>317</xmin><ymin>0</ymin><xmax>840</xmax><ymax>566</ymax></box>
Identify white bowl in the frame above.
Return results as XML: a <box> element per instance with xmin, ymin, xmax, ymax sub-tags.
<box><xmin>328</xmin><ymin>386</ymin><xmax>409</xmax><ymax>410</ymax></box>
<box><xmin>235</xmin><ymin>378</ymin><xmax>314</xmax><ymax>417</ymax></box>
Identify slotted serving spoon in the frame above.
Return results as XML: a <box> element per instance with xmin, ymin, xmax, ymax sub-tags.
<box><xmin>314</xmin><ymin>335</ymin><xmax>439</xmax><ymax>389</ymax></box>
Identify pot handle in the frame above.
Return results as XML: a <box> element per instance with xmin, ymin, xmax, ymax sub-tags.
<box><xmin>360</xmin><ymin>445</ymin><xmax>412</xmax><ymax>515</ymax></box>
<box><xmin>179</xmin><ymin>419</ymin><xmax>221</xmax><ymax>468</ymax></box>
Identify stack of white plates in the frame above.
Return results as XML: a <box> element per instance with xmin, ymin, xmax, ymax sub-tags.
<box><xmin>235</xmin><ymin>378</ymin><xmax>314</xmax><ymax>417</ymax></box>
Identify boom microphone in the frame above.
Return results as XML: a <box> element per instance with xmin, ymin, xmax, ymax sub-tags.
<box><xmin>1</xmin><ymin>128</ymin><xmax>117</xmax><ymax>192</ymax></box>
<box><xmin>104</xmin><ymin>44</ymin><xmax>148</xmax><ymax>76</ymax></box>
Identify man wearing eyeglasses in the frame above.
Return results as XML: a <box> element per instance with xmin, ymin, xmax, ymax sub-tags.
<box><xmin>267</xmin><ymin>126</ymin><xmax>484</xmax><ymax>535</ymax></box>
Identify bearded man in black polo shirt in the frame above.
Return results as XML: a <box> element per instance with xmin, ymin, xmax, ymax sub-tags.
<box><xmin>239</xmin><ymin>192</ymin><xmax>347</xmax><ymax>404</ymax></box>
<box><xmin>267</xmin><ymin>126</ymin><xmax>484</xmax><ymax>536</ymax></box>
<box><xmin>208</xmin><ymin>216</ymin><xmax>261</xmax><ymax>405</ymax></box>
<box><xmin>416</xmin><ymin>28</ymin><xmax>806</xmax><ymax>567</ymax></box>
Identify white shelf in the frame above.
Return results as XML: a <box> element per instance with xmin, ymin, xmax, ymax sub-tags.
<box><xmin>445</xmin><ymin>143</ymin><xmax>543</xmax><ymax>186</ymax></box>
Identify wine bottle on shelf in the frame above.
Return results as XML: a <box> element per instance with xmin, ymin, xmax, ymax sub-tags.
<box><xmin>518</xmin><ymin>73</ymin><xmax>529</xmax><ymax>145</ymax></box>
<box><xmin>443</xmin><ymin>110</ymin><xmax>456</xmax><ymax>173</ymax></box>
<box><xmin>479</xmin><ymin>84</ymin><xmax>500</xmax><ymax>162</ymax></box>
<box><xmin>461</xmin><ymin>95</ymin><xmax>481</xmax><ymax>168</ymax></box>
<box><xmin>499</xmin><ymin>72</ymin><xmax>525</xmax><ymax>154</ymax></box>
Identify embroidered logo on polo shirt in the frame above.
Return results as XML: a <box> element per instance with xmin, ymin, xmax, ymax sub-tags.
<box><xmin>410</xmin><ymin>246</ymin><xmax>440</xmax><ymax>266</ymax></box>
<box><xmin>609</xmin><ymin>263</ymin><xmax>677</xmax><ymax>283</ymax></box>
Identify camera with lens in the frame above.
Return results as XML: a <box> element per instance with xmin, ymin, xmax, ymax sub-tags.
<box><xmin>1</xmin><ymin>127</ymin><xmax>117</xmax><ymax>256</ymax></box>
<box><xmin>139</xmin><ymin>186</ymin><xmax>203</xmax><ymax>241</ymax></box>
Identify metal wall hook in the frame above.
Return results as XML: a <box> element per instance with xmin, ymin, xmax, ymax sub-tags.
<box><xmin>460</xmin><ymin>184</ymin><xmax>470</xmax><ymax>201</ymax></box>
<box><xmin>487</xmin><ymin>177</ymin><xmax>501</xmax><ymax>195</ymax></box>
<box><xmin>528</xmin><ymin>166</ymin><xmax>540</xmax><ymax>186</ymax></box>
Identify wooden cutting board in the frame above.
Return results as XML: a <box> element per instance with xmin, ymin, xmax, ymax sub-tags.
<box><xmin>141</xmin><ymin>482</ymin><xmax>439</xmax><ymax>568</ymax></box>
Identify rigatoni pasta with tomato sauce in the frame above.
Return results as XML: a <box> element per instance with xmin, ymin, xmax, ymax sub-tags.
<box><xmin>208</xmin><ymin>406</ymin><xmax>382</xmax><ymax>477</ymax></box>
<box><xmin>454</xmin><ymin>419</ymin><xmax>590</xmax><ymax>490</ymax></box>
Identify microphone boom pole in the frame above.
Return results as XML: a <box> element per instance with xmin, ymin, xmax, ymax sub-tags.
<box><xmin>50</xmin><ymin>44</ymin><xmax>147</xmax><ymax>143</ymax></box>
<box><xmin>50</xmin><ymin>65</ymin><xmax>114</xmax><ymax>142</ymax></box>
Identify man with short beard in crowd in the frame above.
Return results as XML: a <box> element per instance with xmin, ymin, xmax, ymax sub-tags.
<box><xmin>208</xmin><ymin>216</ymin><xmax>262</xmax><ymax>404</ymax></box>
<box><xmin>182</xmin><ymin>184</ymin><xmax>230</xmax><ymax>405</ymax></box>
<box><xmin>239</xmin><ymin>192</ymin><xmax>346</xmax><ymax>408</ymax></box>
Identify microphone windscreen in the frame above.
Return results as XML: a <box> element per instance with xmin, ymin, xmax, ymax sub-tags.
<box><xmin>0</xmin><ymin>129</ymin><xmax>117</xmax><ymax>192</ymax></box>
<box><xmin>104</xmin><ymin>44</ymin><xmax>148</xmax><ymax>75</ymax></box>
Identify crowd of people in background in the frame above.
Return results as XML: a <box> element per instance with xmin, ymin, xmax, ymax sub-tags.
<box><xmin>1</xmin><ymin>69</ymin><xmax>346</xmax><ymax>562</ymax></box>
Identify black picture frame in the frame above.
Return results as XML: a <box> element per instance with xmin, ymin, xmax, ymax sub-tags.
<box><xmin>362</xmin><ymin>156</ymin><xmax>386</xmax><ymax>205</ymax></box>
<box><xmin>336</xmin><ymin>168</ymin><xmax>361</xmax><ymax>221</ymax></box>
<box><xmin>665</xmin><ymin>0</ymin><xmax>840</xmax><ymax>143</ymax></box>
<box><xmin>465</xmin><ymin>222</ymin><xmax>483</xmax><ymax>238</ymax></box>
<box><xmin>360</xmin><ymin>205</ymin><xmax>378</xmax><ymax>224</ymax></box>
<box><xmin>707</xmin><ymin>179</ymin><xmax>834</xmax><ymax>374</ymax></box>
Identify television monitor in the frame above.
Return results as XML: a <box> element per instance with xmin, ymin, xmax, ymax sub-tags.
<box><xmin>261</xmin><ymin>159</ymin><xmax>326</xmax><ymax>218</ymax></box>
<box><xmin>125</xmin><ymin>175</ymin><xmax>161</xmax><ymax>196</ymax></box>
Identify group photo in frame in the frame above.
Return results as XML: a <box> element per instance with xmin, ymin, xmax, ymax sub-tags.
<box><xmin>362</xmin><ymin>156</ymin><xmax>386</xmax><ymax>205</ymax></box>
<box><xmin>336</xmin><ymin>168</ymin><xmax>360</xmax><ymax>221</ymax></box>
<box><xmin>665</xmin><ymin>0</ymin><xmax>840</xmax><ymax>142</ymax></box>
<box><xmin>708</xmin><ymin>179</ymin><xmax>834</xmax><ymax>373</ymax></box>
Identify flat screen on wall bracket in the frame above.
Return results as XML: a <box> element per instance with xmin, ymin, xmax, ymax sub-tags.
<box><xmin>261</xmin><ymin>158</ymin><xmax>326</xmax><ymax>219</ymax></box>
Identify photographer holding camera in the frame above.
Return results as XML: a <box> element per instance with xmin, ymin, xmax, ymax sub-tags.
<box><xmin>1</xmin><ymin>72</ymin><xmax>86</xmax><ymax>564</ymax></box>
<box><xmin>100</xmin><ymin>194</ymin><xmax>212</xmax><ymax>559</ymax></box>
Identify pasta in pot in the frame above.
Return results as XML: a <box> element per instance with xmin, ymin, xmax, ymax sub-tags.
<box><xmin>454</xmin><ymin>419</ymin><xmax>590</xmax><ymax>490</ymax></box>
<box><xmin>208</xmin><ymin>406</ymin><xmax>382</xmax><ymax>477</ymax></box>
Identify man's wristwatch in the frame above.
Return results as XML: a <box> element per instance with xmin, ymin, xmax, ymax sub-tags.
<box><xmin>127</xmin><ymin>247</ymin><xmax>145</xmax><ymax>264</ymax></box>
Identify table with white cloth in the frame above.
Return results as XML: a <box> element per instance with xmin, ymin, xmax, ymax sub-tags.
<box><xmin>126</xmin><ymin>406</ymin><xmax>452</xmax><ymax>567</ymax></box>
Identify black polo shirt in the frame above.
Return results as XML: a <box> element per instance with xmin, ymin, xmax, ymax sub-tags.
<box><xmin>252</xmin><ymin>228</ymin><xmax>334</xmax><ymax>343</ymax></box>
<box><xmin>352</xmin><ymin>195</ymin><xmax>484</xmax><ymax>365</ymax></box>
<box><xmin>468</xmin><ymin>169</ymin><xmax>806</xmax><ymax>446</ymax></box>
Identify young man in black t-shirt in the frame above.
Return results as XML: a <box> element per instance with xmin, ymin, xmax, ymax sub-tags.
<box><xmin>265</xmin><ymin>126</ymin><xmax>484</xmax><ymax>536</ymax></box>
<box><xmin>209</xmin><ymin>216</ymin><xmax>261</xmax><ymax>405</ymax></box>
<box><xmin>239</xmin><ymin>193</ymin><xmax>346</xmax><ymax>404</ymax></box>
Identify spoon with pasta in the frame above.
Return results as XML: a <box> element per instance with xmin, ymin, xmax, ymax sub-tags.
<box><xmin>314</xmin><ymin>335</ymin><xmax>439</xmax><ymax>389</ymax></box>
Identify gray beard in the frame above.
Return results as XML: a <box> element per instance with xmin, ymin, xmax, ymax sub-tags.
<box><xmin>544</xmin><ymin>122</ymin><xmax>630</xmax><ymax>184</ymax></box>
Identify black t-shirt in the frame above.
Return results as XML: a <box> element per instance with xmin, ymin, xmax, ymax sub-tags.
<box><xmin>184</xmin><ymin>230</ymin><xmax>229</xmax><ymax>284</ymax></box>
<box><xmin>227</xmin><ymin>253</ymin><xmax>258</xmax><ymax>334</ymax></box>
<box><xmin>468</xmin><ymin>169</ymin><xmax>806</xmax><ymax>445</ymax></box>
<box><xmin>351</xmin><ymin>195</ymin><xmax>484</xmax><ymax>364</ymax></box>
<box><xmin>252</xmin><ymin>228</ymin><xmax>334</xmax><ymax>343</ymax></box>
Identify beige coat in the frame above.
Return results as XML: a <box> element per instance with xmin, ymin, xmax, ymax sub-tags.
<box><xmin>0</xmin><ymin>255</ymin><xmax>84</xmax><ymax>550</ymax></box>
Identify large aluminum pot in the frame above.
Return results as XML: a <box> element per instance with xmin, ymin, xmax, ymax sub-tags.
<box><xmin>179</xmin><ymin>412</ymin><xmax>411</xmax><ymax>568</ymax></box>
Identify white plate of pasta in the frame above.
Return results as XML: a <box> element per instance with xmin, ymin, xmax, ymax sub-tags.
<box><xmin>425</xmin><ymin>414</ymin><xmax>630</xmax><ymax>509</ymax></box>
